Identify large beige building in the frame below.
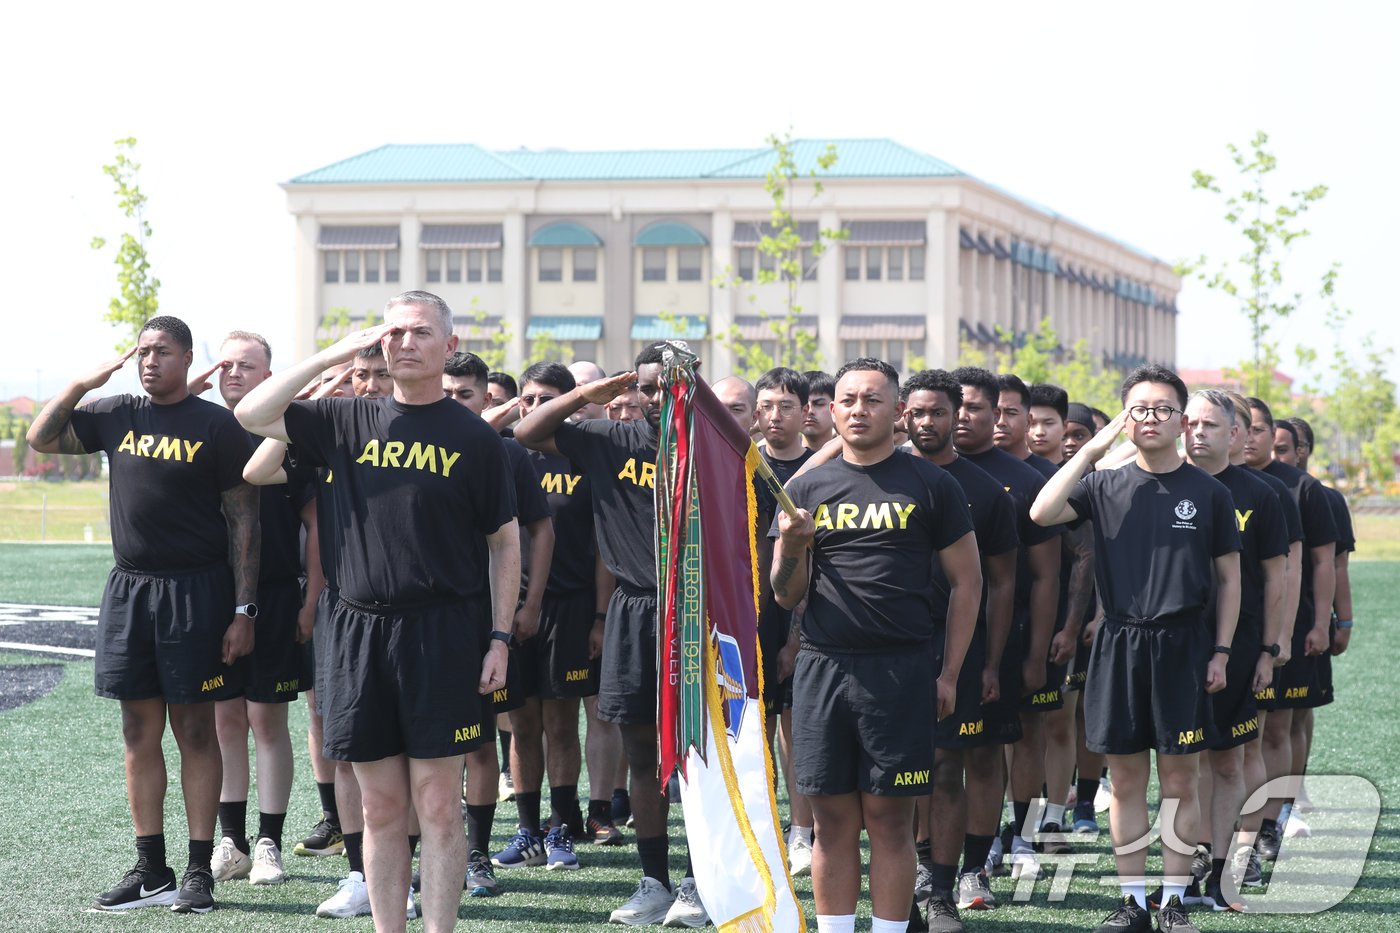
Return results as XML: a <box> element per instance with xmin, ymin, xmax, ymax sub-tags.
<box><xmin>283</xmin><ymin>139</ymin><xmax>1179</xmax><ymax>376</ymax></box>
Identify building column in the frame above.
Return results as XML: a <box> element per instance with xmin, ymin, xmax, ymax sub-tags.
<box><xmin>818</xmin><ymin>209</ymin><xmax>841</xmax><ymax>368</ymax></box>
<box><xmin>293</xmin><ymin>213</ymin><xmax>319</xmax><ymax>361</ymax></box>
<box><xmin>926</xmin><ymin>209</ymin><xmax>956</xmax><ymax>369</ymax></box>
<box><xmin>399</xmin><ymin>214</ymin><xmax>421</xmax><ymax>290</ymax></box>
<box><xmin>502</xmin><ymin>211</ymin><xmax>527</xmax><ymax>370</ymax></box>
<box><xmin>709</xmin><ymin>210</ymin><xmax>734</xmax><ymax>376</ymax></box>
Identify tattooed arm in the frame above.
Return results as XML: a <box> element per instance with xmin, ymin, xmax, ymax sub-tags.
<box><xmin>220</xmin><ymin>482</ymin><xmax>261</xmax><ymax>664</ymax></box>
<box><xmin>770</xmin><ymin>507</ymin><xmax>815</xmax><ymax>611</ymax></box>
<box><xmin>27</xmin><ymin>347</ymin><xmax>138</xmax><ymax>454</ymax></box>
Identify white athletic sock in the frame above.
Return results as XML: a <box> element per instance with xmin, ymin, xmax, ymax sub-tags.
<box><xmin>1121</xmin><ymin>880</ymin><xmax>1146</xmax><ymax>908</ymax></box>
<box><xmin>1162</xmin><ymin>881</ymin><xmax>1186</xmax><ymax>905</ymax></box>
<box><xmin>870</xmin><ymin>917</ymin><xmax>908</xmax><ymax>933</ymax></box>
<box><xmin>791</xmin><ymin>825</ymin><xmax>813</xmax><ymax>845</ymax></box>
<box><xmin>1043</xmin><ymin>803</ymin><xmax>1067</xmax><ymax>827</ymax></box>
<box><xmin>815</xmin><ymin>915</ymin><xmax>856</xmax><ymax>933</ymax></box>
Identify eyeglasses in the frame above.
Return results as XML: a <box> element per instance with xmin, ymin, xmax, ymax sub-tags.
<box><xmin>1128</xmin><ymin>405</ymin><xmax>1181</xmax><ymax>423</ymax></box>
<box><xmin>520</xmin><ymin>394</ymin><xmax>556</xmax><ymax>406</ymax></box>
<box><xmin>757</xmin><ymin>402</ymin><xmax>800</xmax><ymax>415</ymax></box>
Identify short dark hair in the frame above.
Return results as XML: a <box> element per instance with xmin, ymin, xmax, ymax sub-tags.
<box><xmin>356</xmin><ymin>343</ymin><xmax>384</xmax><ymax>360</ymax></box>
<box><xmin>900</xmin><ymin>369</ymin><xmax>963</xmax><ymax>410</ymax></box>
<box><xmin>488</xmin><ymin>371</ymin><xmax>518</xmax><ymax>399</ymax></box>
<box><xmin>139</xmin><ymin>315</ymin><xmax>193</xmax><ymax>352</ymax></box>
<box><xmin>755</xmin><ymin>367</ymin><xmax>809</xmax><ymax>406</ymax></box>
<box><xmin>802</xmin><ymin>370</ymin><xmax>835</xmax><ymax>399</ymax></box>
<box><xmin>1246</xmin><ymin>397</ymin><xmax>1275</xmax><ymax>431</ymax></box>
<box><xmin>1029</xmin><ymin>383</ymin><xmax>1069</xmax><ymax>421</ymax></box>
<box><xmin>835</xmin><ymin>357</ymin><xmax>899</xmax><ymax>394</ymax></box>
<box><xmin>952</xmin><ymin>366</ymin><xmax>1000</xmax><ymax>406</ymax></box>
<box><xmin>1287</xmin><ymin>416</ymin><xmax>1314</xmax><ymax>450</ymax></box>
<box><xmin>445</xmin><ymin>351</ymin><xmax>489</xmax><ymax>383</ymax></box>
<box><xmin>1275</xmin><ymin>419</ymin><xmax>1299</xmax><ymax>449</ymax></box>
<box><xmin>635</xmin><ymin>343</ymin><xmax>666</xmax><ymax>368</ymax></box>
<box><xmin>1120</xmin><ymin>364</ymin><xmax>1188</xmax><ymax>409</ymax></box>
<box><xmin>998</xmin><ymin>373</ymin><xmax>1031</xmax><ymax>408</ymax></box>
<box><xmin>1089</xmin><ymin>406</ymin><xmax>1111</xmax><ymax>427</ymax></box>
<box><xmin>520</xmin><ymin>361</ymin><xmax>575</xmax><ymax>394</ymax></box>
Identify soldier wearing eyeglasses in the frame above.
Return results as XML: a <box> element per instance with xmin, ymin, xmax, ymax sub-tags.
<box><xmin>1031</xmin><ymin>364</ymin><xmax>1242</xmax><ymax>933</ymax></box>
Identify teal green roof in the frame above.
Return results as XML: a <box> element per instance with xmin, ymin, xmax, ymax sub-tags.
<box><xmin>634</xmin><ymin>221</ymin><xmax>707</xmax><ymax>247</ymax></box>
<box><xmin>528</xmin><ymin>223</ymin><xmax>603</xmax><ymax>247</ymax></box>
<box><xmin>527</xmin><ymin>316</ymin><xmax>603</xmax><ymax>341</ymax></box>
<box><xmin>289</xmin><ymin>139</ymin><xmax>963</xmax><ymax>184</ymax></box>
<box><xmin>630</xmin><ymin>316</ymin><xmax>707</xmax><ymax>341</ymax></box>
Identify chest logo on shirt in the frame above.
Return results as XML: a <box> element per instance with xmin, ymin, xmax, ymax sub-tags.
<box><xmin>115</xmin><ymin>431</ymin><xmax>204</xmax><ymax>462</ymax></box>
<box><xmin>541</xmin><ymin>472</ymin><xmax>583</xmax><ymax>496</ymax></box>
<box><xmin>354</xmin><ymin>440</ymin><xmax>461</xmax><ymax>477</ymax></box>
<box><xmin>617</xmin><ymin>458</ymin><xmax>656</xmax><ymax>489</ymax></box>
<box><xmin>813</xmin><ymin>500</ymin><xmax>917</xmax><ymax>531</ymax></box>
<box><xmin>1236</xmin><ymin>509</ymin><xmax>1253</xmax><ymax>532</ymax></box>
<box><xmin>1172</xmin><ymin>498</ymin><xmax>1198</xmax><ymax>531</ymax></box>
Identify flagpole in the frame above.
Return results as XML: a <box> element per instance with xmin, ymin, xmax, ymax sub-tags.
<box><xmin>751</xmin><ymin>450</ymin><xmax>800</xmax><ymax>519</ymax></box>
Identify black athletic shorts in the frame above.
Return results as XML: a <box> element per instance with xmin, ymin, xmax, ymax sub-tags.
<box><xmin>1017</xmin><ymin>611</ymin><xmax>1066</xmax><ymax>713</ymax></box>
<box><xmin>95</xmin><ymin>563</ymin><xmax>241</xmax><ymax>704</ymax></box>
<box><xmin>791</xmin><ymin>642</ymin><xmax>935</xmax><ymax>796</ymax></box>
<box><xmin>1276</xmin><ymin>615</ymin><xmax>1328</xmax><ymax>710</ymax></box>
<box><xmin>596</xmin><ymin>587</ymin><xmax>659</xmax><ymax>727</ymax></box>
<box><xmin>1084</xmin><ymin>615</ymin><xmax>1216</xmax><ymax>756</ymax></box>
<box><xmin>1209</xmin><ymin>621</ymin><xmax>1262</xmax><ymax>750</ymax></box>
<box><xmin>1064</xmin><ymin>631</ymin><xmax>1092</xmax><ymax>693</ymax></box>
<box><xmin>1254</xmin><ymin>668</ymin><xmax>1279</xmax><ymax>712</ymax></box>
<box><xmin>985</xmin><ymin>618</ymin><xmax>1026</xmax><ymax>744</ymax></box>
<box><xmin>517</xmin><ymin>588</ymin><xmax>599</xmax><ymax>699</ymax></box>
<box><xmin>758</xmin><ymin>602</ymin><xmax>790</xmax><ymax>718</ymax></box>
<box><xmin>242</xmin><ymin>578</ymin><xmax>307</xmax><ymax>703</ymax></box>
<box><xmin>311</xmin><ymin>586</ymin><xmax>337</xmax><ymax>714</ymax></box>
<box><xmin>1316</xmin><ymin>620</ymin><xmax>1336</xmax><ymax>705</ymax></box>
<box><xmin>932</xmin><ymin>624</ymin><xmax>1004</xmax><ymax>749</ymax></box>
<box><xmin>320</xmin><ymin>595</ymin><xmax>487</xmax><ymax>762</ymax></box>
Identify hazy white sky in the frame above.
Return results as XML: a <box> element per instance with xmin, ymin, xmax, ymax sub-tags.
<box><xmin>2</xmin><ymin>0</ymin><xmax>1394</xmax><ymax>401</ymax></box>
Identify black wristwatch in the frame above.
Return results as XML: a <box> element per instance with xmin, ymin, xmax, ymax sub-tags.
<box><xmin>1212</xmin><ymin>644</ymin><xmax>1231</xmax><ymax>657</ymax></box>
<box><xmin>234</xmin><ymin>603</ymin><xmax>259</xmax><ymax>619</ymax></box>
<box><xmin>490</xmin><ymin>630</ymin><xmax>513</xmax><ymax>647</ymax></box>
<box><xmin>1262</xmin><ymin>642</ymin><xmax>1281</xmax><ymax>657</ymax></box>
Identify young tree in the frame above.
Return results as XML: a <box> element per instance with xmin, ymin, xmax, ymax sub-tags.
<box><xmin>1180</xmin><ymin>131</ymin><xmax>1329</xmax><ymax>398</ymax></box>
<box><xmin>716</xmin><ymin>132</ymin><xmax>844</xmax><ymax>379</ymax></box>
<box><xmin>11</xmin><ymin>423</ymin><xmax>28</xmax><ymax>477</ymax></box>
<box><xmin>91</xmin><ymin>138</ymin><xmax>160</xmax><ymax>348</ymax></box>
<box><xmin>956</xmin><ymin>317</ymin><xmax>1120</xmax><ymax>412</ymax></box>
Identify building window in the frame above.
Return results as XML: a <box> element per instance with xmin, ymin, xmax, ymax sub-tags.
<box><xmin>344</xmin><ymin>250</ymin><xmax>360</xmax><ymax>283</ymax></box>
<box><xmin>759</xmin><ymin>250</ymin><xmax>776</xmax><ymax>275</ymax></box>
<box><xmin>365</xmin><ymin>251</ymin><xmax>380</xmax><ymax>283</ymax></box>
<box><xmin>467</xmin><ymin>251</ymin><xmax>482</xmax><ymax>282</ymax></box>
<box><xmin>844</xmin><ymin>247</ymin><xmax>861</xmax><ymax>281</ymax></box>
<box><xmin>736</xmin><ymin>248</ymin><xmax>755</xmax><ymax>282</ymax></box>
<box><xmin>888</xmin><ymin>247</ymin><xmax>904</xmax><ymax>281</ymax></box>
<box><xmin>425</xmin><ymin>250</ymin><xmax>442</xmax><ymax>283</ymax></box>
<box><xmin>909</xmin><ymin>246</ymin><xmax>925</xmax><ymax>281</ymax></box>
<box><xmin>841</xmin><ymin>338</ymin><xmax>923</xmax><ymax>370</ymax></box>
<box><xmin>865</xmin><ymin>248</ymin><xmax>882</xmax><ymax>281</ymax></box>
<box><xmin>539</xmin><ymin>249</ymin><xmax>563</xmax><ymax>282</ymax></box>
<box><xmin>642</xmin><ymin>248</ymin><xmax>667</xmax><ymax>282</ymax></box>
<box><xmin>573</xmin><ymin>248</ymin><xmax>597</xmax><ymax>282</ymax></box>
<box><xmin>801</xmin><ymin>247</ymin><xmax>818</xmax><ymax>281</ymax></box>
<box><xmin>386</xmin><ymin>249</ymin><xmax>400</xmax><ymax>283</ymax></box>
<box><xmin>323</xmin><ymin>251</ymin><xmax>339</xmax><ymax>284</ymax></box>
<box><xmin>677</xmin><ymin>247</ymin><xmax>703</xmax><ymax>282</ymax></box>
<box><xmin>486</xmin><ymin>248</ymin><xmax>501</xmax><ymax>282</ymax></box>
<box><xmin>446</xmin><ymin>250</ymin><xmax>462</xmax><ymax>283</ymax></box>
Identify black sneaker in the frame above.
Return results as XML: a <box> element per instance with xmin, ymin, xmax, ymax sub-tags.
<box><xmin>1255</xmin><ymin>823</ymin><xmax>1282</xmax><ymax>861</ymax></box>
<box><xmin>914</xmin><ymin>862</ymin><xmax>935</xmax><ymax>902</ymax></box>
<box><xmin>170</xmin><ymin>867</ymin><xmax>215</xmax><ymax>914</ymax></box>
<box><xmin>925</xmin><ymin>893</ymin><xmax>966</xmax><ymax>933</ymax></box>
<box><xmin>1037</xmin><ymin>820</ymin><xmax>1072</xmax><ymax>855</ymax></box>
<box><xmin>611</xmin><ymin>789</ymin><xmax>632</xmax><ymax>825</ymax></box>
<box><xmin>1202</xmin><ymin>876</ymin><xmax>1243</xmax><ymax>913</ymax></box>
<box><xmin>92</xmin><ymin>862</ymin><xmax>178</xmax><ymax>911</ymax></box>
<box><xmin>1156</xmin><ymin>894</ymin><xmax>1200</xmax><ymax>932</ymax></box>
<box><xmin>294</xmin><ymin>816</ymin><xmax>344</xmax><ymax>857</ymax></box>
<box><xmin>1092</xmin><ymin>895</ymin><xmax>1151</xmax><ymax>932</ymax></box>
<box><xmin>1190</xmin><ymin>845</ymin><xmax>1211</xmax><ymax>882</ymax></box>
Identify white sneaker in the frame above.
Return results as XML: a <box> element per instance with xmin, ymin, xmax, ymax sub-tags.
<box><xmin>1284</xmin><ymin>811</ymin><xmax>1312</xmax><ymax>839</ymax></box>
<box><xmin>663</xmin><ymin>877</ymin><xmax>709</xmax><ymax>928</ymax></box>
<box><xmin>406</xmin><ymin>891</ymin><xmax>417</xmax><ymax>920</ymax></box>
<box><xmin>316</xmin><ymin>871</ymin><xmax>372</xmax><ymax>918</ymax></box>
<box><xmin>787</xmin><ymin>833</ymin><xmax>813</xmax><ymax>877</ymax></box>
<box><xmin>249</xmin><ymin>837</ymin><xmax>287</xmax><ymax>885</ymax></box>
<box><xmin>609</xmin><ymin>877</ymin><xmax>675</xmax><ymax>925</ymax></box>
<box><xmin>211</xmin><ymin>836</ymin><xmax>251</xmax><ymax>882</ymax></box>
<box><xmin>1009</xmin><ymin>837</ymin><xmax>1040</xmax><ymax>881</ymax></box>
<box><xmin>1095</xmin><ymin>777</ymin><xmax>1112</xmax><ymax>812</ymax></box>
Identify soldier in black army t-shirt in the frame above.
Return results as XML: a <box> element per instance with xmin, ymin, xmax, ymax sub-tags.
<box><xmin>772</xmin><ymin>359</ymin><xmax>981</xmax><ymax>933</ymax></box>
<box><xmin>29</xmin><ymin>316</ymin><xmax>259</xmax><ymax>914</ymax></box>
<box><xmin>1032</xmin><ymin>365</ymin><xmax>1241</xmax><ymax>933</ymax></box>
<box><xmin>237</xmin><ymin>292</ymin><xmax>520</xmax><ymax>933</ymax></box>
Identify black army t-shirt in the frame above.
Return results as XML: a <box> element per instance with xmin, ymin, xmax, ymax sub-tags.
<box><xmin>284</xmin><ymin>396</ymin><xmax>515</xmax><ymax>605</ymax></box>
<box><xmin>962</xmin><ymin>446</ymin><xmax>1062</xmax><ymax>607</ymax></box>
<box><xmin>1210</xmin><ymin>464</ymin><xmax>1290</xmax><ymax>635</ymax></box>
<box><xmin>779</xmin><ymin>452</ymin><xmax>974</xmax><ymax>649</ymax></box>
<box><xmin>527</xmin><ymin>450</ymin><xmax>596</xmax><ymax>594</ymax></box>
<box><xmin>505</xmin><ymin>437</ymin><xmax>553</xmax><ymax>587</ymax></box>
<box><xmin>756</xmin><ymin>448</ymin><xmax>816</xmax><ymax>641</ymax></box>
<box><xmin>1067</xmin><ymin>461</ymin><xmax>1241</xmax><ymax>621</ymax></box>
<box><xmin>256</xmin><ymin>435</ymin><xmax>317</xmax><ymax>585</ymax></box>
<box><xmin>554</xmin><ymin>419</ymin><xmax>658</xmax><ymax>594</ymax></box>
<box><xmin>1245</xmin><ymin>464</ymin><xmax>1304</xmax><ymax>546</ymax></box>
<box><xmin>1263</xmin><ymin>460</ymin><xmax>1338</xmax><ymax>610</ymax></box>
<box><xmin>72</xmin><ymin>394</ymin><xmax>252</xmax><ymax>572</ymax></box>
<box><xmin>933</xmin><ymin>453</ymin><xmax>1019</xmax><ymax>627</ymax></box>
<box><xmin>1322</xmin><ymin>485</ymin><xmax>1355</xmax><ymax>554</ymax></box>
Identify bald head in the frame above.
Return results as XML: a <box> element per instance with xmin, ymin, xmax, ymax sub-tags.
<box><xmin>567</xmin><ymin>360</ymin><xmax>608</xmax><ymax>422</ymax></box>
<box><xmin>714</xmin><ymin>376</ymin><xmax>757</xmax><ymax>433</ymax></box>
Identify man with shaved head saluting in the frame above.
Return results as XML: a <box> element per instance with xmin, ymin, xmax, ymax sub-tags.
<box><xmin>237</xmin><ymin>291</ymin><xmax>521</xmax><ymax>933</ymax></box>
